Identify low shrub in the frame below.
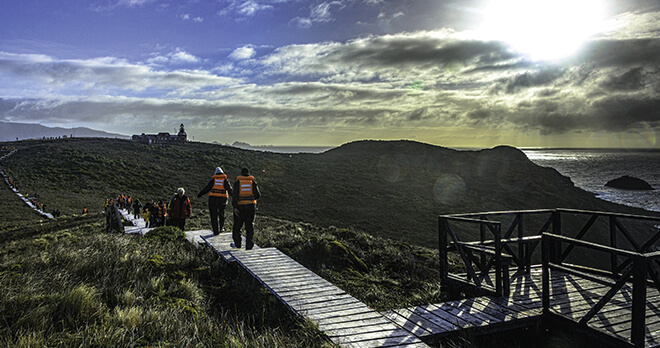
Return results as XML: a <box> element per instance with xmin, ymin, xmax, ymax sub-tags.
<box><xmin>145</xmin><ymin>226</ymin><xmax>185</xmax><ymax>243</ymax></box>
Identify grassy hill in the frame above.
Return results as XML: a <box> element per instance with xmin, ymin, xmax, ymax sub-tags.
<box><xmin>2</xmin><ymin>138</ymin><xmax>658</xmax><ymax>248</ymax></box>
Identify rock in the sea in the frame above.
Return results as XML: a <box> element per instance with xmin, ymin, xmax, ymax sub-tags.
<box><xmin>605</xmin><ymin>175</ymin><xmax>654</xmax><ymax>190</ymax></box>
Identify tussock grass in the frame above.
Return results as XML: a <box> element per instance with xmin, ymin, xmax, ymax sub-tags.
<box><xmin>253</xmin><ymin>216</ymin><xmax>451</xmax><ymax>311</ymax></box>
<box><xmin>0</xmin><ymin>214</ymin><xmax>334</xmax><ymax>347</ymax></box>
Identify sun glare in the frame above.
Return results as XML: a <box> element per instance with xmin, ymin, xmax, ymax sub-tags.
<box><xmin>477</xmin><ymin>0</ymin><xmax>607</xmax><ymax>61</ymax></box>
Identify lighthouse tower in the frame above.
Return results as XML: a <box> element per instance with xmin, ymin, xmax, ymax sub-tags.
<box><xmin>177</xmin><ymin>123</ymin><xmax>188</xmax><ymax>142</ymax></box>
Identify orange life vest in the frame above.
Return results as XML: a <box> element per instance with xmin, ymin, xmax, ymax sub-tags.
<box><xmin>210</xmin><ymin>174</ymin><xmax>228</xmax><ymax>198</ymax></box>
<box><xmin>237</xmin><ymin>175</ymin><xmax>256</xmax><ymax>205</ymax></box>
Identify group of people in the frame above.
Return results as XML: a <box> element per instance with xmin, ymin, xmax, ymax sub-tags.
<box><xmin>2</xmin><ymin>166</ymin><xmax>62</xmax><ymax>218</ymax></box>
<box><xmin>101</xmin><ymin>166</ymin><xmax>260</xmax><ymax>250</ymax></box>
<box><xmin>105</xmin><ymin>190</ymin><xmax>193</xmax><ymax>230</ymax></box>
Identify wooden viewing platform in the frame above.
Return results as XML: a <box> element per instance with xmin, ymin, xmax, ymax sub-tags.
<box><xmin>439</xmin><ymin>209</ymin><xmax>660</xmax><ymax>347</ymax></box>
<box><xmin>386</xmin><ymin>266</ymin><xmax>660</xmax><ymax>347</ymax></box>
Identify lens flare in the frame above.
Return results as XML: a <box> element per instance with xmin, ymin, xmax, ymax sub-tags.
<box><xmin>433</xmin><ymin>174</ymin><xmax>466</xmax><ymax>205</ymax></box>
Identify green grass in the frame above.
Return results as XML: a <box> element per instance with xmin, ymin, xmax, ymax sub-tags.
<box><xmin>0</xmin><ymin>214</ymin><xmax>335</xmax><ymax>347</ymax></box>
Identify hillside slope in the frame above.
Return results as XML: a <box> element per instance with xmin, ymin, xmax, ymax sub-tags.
<box><xmin>1</xmin><ymin>138</ymin><xmax>658</xmax><ymax>248</ymax></box>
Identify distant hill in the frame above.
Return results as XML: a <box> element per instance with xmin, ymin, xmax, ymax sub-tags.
<box><xmin>0</xmin><ymin>121</ymin><xmax>129</xmax><ymax>141</ymax></box>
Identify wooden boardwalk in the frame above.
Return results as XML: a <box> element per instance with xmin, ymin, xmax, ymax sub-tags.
<box><xmin>386</xmin><ymin>267</ymin><xmax>660</xmax><ymax>347</ymax></box>
<box><xmin>114</xmin><ymin>209</ymin><xmax>660</xmax><ymax>347</ymax></box>
<box><xmin>203</xmin><ymin>234</ymin><xmax>427</xmax><ymax>347</ymax></box>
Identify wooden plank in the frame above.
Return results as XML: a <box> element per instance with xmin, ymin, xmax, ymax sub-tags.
<box><xmin>275</xmin><ymin>284</ymin><xmax>345</xmax><ymax>297</ymax></box>
<box><xmin>556</xmin><ymin>291</ymin><xmax>660</xmax><ymax>321</ymax></box>
<box><xmin>243</xmin><ymin>267</ymin><xmax>311</xmax><ymax>278</ymax></box>
<box><xmin>473</xmin><ymin>296</ymin><xmax>542</xmax><ymax>318</ymax></box>
<box><xmin>268</xmin><ymin>279</ymin><xmax>339</xmax><ymax>292</ymax></box>
<box><xmin>285</xmin><ymin>293</ymin><xmax>356</xmax><ymax>309</ymax></box>
<box><xmin>301</xmin><ymin>301</ymin><xmax>367</xmax><ymax>317</ymax></box>
<box><xmin>279</xmin><ymin>288</ymin><xmax>347</xmax><ymax>304</ymax></box>
<box><xmin>590</xmin><ymin>301</ymin><xmax>660</xmax><ymax>334</ymax></box>
<box><xmin>552</xmin><ymin>289</ymin><xmax>660</xmax><ymax>321</ymax></box>
<box><xmin>313</xmin><ymin>308</ymin><xmax>384</xmax><ymax>325</ymax></box>
<box><xmin>300</xmin><ymin>295</ymin><xmax>365</xmax><ymax>317</ymax></box>
<box><xmin>328</xmin><ymin>328</ymin><xmax>416</xmax><ymax>346</ymax></box>
<box><xmin>250</xmin><ymin>268</ymin><xmax>318</xmax><ymax>280</ymax></box>
<box><xmin>319</xmin><ymin>316</ymin><xmax>395</xmax><ymax>332</ymax></box>
<box><xmin>427</xmin><ymin>301</ymin><xmax>501</xmax><ymax>327</ymax></box>
<box><xmin>267</xmin><ymin>277</ymin><xmax>336</xmax><ymax>290</ymax></box>
<box><xmin>237</xmin><ymin>259</ymin><xmax>303</xmax><ymax>269</ymax></box>
<box><xmin>456</xmin><ymin>297</ymin><xmax>518</xmax><ymax>322</ymax></box>
<box><xmin>257</xmin><ymin>272</ymin><xmax>323</xmax><ymax>284</ymax></box>
<box><xmin>400</xmin><ymin>306</ymin><xmax>462</xmax><ymax>332</ymax></box>
<box><xmin>234</xmin><ymin>254</ymin><xmax>298</xmax><ymax>265</ymax></box>
<box><xmin>380</xmin><ymin>309</ymin><xmax>435</xmax><ymax>337</ymax></box>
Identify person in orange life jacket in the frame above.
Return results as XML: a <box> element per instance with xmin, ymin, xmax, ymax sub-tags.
<box><xmin>197</xmin><ymin>167</ymin><xmax>233</xmax><ymax>235</ymax></box>
<box><xmin>231</xmin><ymin>168</ymin><xmax>261</xmax><ymax>250</ymax></box>
<box><xmin>168</xmin><ymin>188</ymin><xmax>192</xmax><ymax>231</ymax></box>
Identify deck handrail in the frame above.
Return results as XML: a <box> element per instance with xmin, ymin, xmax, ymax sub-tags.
<box><xmin>439</xmin><ymin>208</ymin><xmax>660</xmax><ymax>297</ymax></box>
<box><xmin>541</xmin><ymin>232</ymin><xmax>660</xmax><ymax>348</ymax></box>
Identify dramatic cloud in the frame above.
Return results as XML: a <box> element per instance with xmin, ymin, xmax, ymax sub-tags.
<box><xmin>0</xmin><ymin>52</ymin><xmax>238</xmax><ymax>97</ymax></box>
<box><xmin>2</xmin><ymin>8</ymin><xmax>660</xmax><ymax>147</ymax></box>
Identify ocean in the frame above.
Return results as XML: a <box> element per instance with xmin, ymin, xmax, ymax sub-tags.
<box><xmin>258</xmin><ymin>145</ymin><xmax>660</xmax><ymax>213</ymax></box>
<box><xmin>522</xmin><ymin>148</ymin><xmax>660</xmax><ymax>213</ymax></box>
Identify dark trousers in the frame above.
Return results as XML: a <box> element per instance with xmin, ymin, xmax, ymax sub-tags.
<box><xmin>171</xmin><ymin>218</ymin><xmax>186</xmax><ymax>231</ymax></box>
<box><xmin>233</xmin><ymin>204</ymin><xmax>255</xmax><ymax>250</ymax></box>
<box><xmin>208</xmin><ymin>197</ymin><xmax>227</xmax><ymax>235</ymax></box>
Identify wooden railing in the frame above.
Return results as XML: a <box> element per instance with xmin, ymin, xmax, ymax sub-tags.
<box><xmin>542</xmin><ymin>233</ymin><xmax>660</xmax><ymax>348</ymax></box>
<box><xmin>439</xmin><ymin>209</ymin><xmax>660</xmax><ymax>296</ymax></box>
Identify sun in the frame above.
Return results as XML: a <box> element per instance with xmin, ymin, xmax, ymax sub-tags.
<box><xmin>476</xmin><ymin>0</ymin><xmax>607</xmax><ymax>61</ymax></box>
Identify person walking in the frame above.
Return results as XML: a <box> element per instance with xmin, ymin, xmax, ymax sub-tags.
<box><xmin>155</xmin><ymin>200</ymin><xmax>167</xmax><ymax>227</ymax></box>
<box><xmin>231</xmin><ymin>168</ymin><xmax>261</xmax><ymax>250</ymax></box>
<box><xmin>142</xmin><ymin>199</ymin><xmax>155</xmax><ymax>227</ymax></box>
<box><xmin>132</xmin><ymin>198</ymin><xmax>142</xmax><ymax>219</ymax></box>
<box><xmin>197</xmin><ymin>167</ymin><xmax>233</xmax><ymax>235</ymax></box>
<box><xmin>168</xmin><ymin>188</ymin><xmax>192</xmax><ymax>231</ymax></box>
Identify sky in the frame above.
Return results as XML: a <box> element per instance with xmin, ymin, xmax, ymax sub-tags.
<box><xmin>0</xmin><ymin>0</ymin><xmax>659</xmax><ymax>148</ymax></box>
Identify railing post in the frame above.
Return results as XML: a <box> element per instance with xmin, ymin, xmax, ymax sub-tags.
<box><xmin>610</xmin><ymin>215</ymin><xmax>618</xmax><ymax>276</ymax></box>
<box><xmin>542</xmin><ymin>233</ymin><xmax>550</xmax><ymax>314</ymax></box>
<box><xmin>495</xmin><ymin>223</ymin><xmax>503</xmax><ymax>296</ymax></box>
<box><xmin>480</xmin><ymin>216</ymin><xmax>487</xmax><ymax>266</ymax></box>
<box><xmin>552</xmin><ymin>210</ymin><xmax>562</xmax><ymax>263</ymax></box>
<box><xmin>631</xmin><ymin>255</ymin><xmax>648</xmax><ymax>348</ymax></box>
<box><xmin>518</xmin><ymin>213</ymin><xmax>525</xmax><ymax>272</ymax></box>
<box><xmin>439</xmin><ymin>217</ymin><xmax>448</xmax><ymax>280</ymax></box>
